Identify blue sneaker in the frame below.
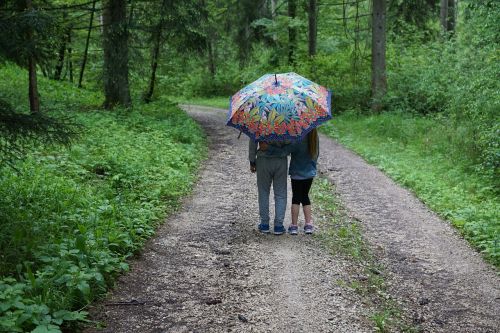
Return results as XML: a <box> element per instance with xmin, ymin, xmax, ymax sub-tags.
<box><xmin>288</xmin><ymin>225</ymin><xmax>298</xmax><ymax>235</ymax></box>
<box><xmin>304</xmin><ymin>224</ymin><xmax>314</xmax><ymax>234</ymax></box>
<box><xmin>273</xmin><ymin>225</ymin><xmax>285</xmax><ymax>235</ymax></box>
<box><xmin>258</xmin><ymin>223</ymin><xmax>270</xmax><ymax>233</ymax></box>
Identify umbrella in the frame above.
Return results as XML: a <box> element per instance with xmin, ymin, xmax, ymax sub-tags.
<box><xmin>226</xmin><ymin>72</ymin><xmax>332</xmax><ymax>142</ymax></box>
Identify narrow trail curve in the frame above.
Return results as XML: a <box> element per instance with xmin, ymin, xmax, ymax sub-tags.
<box><xmin>86</xmin><ymin>105</ymin><xmax>374</xmax><ymax>333</ymax></box>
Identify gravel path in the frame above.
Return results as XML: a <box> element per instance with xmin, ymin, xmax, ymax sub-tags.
<box><xmin>86</xmin><ymin>105</ymin><xmax>499</xmax><ymax>333</ymax></box>
<box><xmin>319</xmin><ymin>127</ymin><xmax>500</xmax><ymax>332</ymax></box>
<box><xmin>86</xmin><ymin>105</ymin><xmax>373</xmax><ymax>333</ymax></box>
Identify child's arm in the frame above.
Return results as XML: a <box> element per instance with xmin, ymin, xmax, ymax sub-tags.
<box><xmin>248</xmin><ymin>139</ymin><xmax>258</xmax><ymax>172</ymax></box>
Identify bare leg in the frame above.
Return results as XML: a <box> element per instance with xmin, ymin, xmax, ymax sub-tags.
<box><xmin>303</xmin><ymin>204</ymin><xmax>312</xmax><ymax>225</ymax></box>
<box><xmin>291</xmin><ymin>204</ymin><xmax>300</xmax><ymax>226</ymax></box>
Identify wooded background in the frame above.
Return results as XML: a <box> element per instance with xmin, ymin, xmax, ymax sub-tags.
<box><xmin>0</xmin><ymin>1</ymin><xmax>498</xmax><ymax>332</ymax></box>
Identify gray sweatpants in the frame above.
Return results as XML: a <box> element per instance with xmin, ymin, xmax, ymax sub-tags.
<box><xmin>256</xmin><ymin>156</ymin><xmax>288</xmax><ymax>227</ymax></box>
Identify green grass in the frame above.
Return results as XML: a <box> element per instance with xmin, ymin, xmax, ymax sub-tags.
<box><xmin>321</xmin><ymin>111</ymin><xmax>499</xmax><ymax>267</ymax></box>
<box><xmin>0</xmin><ymin>64</ymin><xmax>207</xmax><ymax>332</ymax></box>
<box><xmin>173</xmin><ymin>96</ymin><xmax>230</xmax><ymax>109</ymax></box>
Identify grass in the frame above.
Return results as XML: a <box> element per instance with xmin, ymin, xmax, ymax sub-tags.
<box><xmin>321</xmin><ymin>111</ymin><xmax>499</xmax><ymax>268</ymax></box>
<box><xmin>0</xmin><ymin>64</ymin><xmax>207</xmax><ymax>332</ymax></box>
<box><xmin>311</xmin><ymin>178</ymin><xmax>420</xmax><ymax>332</ymax></box>
<box><xmin>172</xmin><ymin>96</ymin><xmax>230</xmax><ymax>110</ymax></box>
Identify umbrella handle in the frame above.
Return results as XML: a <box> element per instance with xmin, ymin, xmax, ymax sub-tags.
<box><xmin>237</xmin><ymin>131</ymin><xmax>242</xmax><ymax>139</ymax></box>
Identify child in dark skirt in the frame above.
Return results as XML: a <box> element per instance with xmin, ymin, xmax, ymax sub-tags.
<box><xmin>261</xmin><ymin>128</ymin><xmax>319</xmax><ymax>234</ymax></box>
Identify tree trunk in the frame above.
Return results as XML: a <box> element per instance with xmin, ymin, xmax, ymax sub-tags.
<box><xmin>440</xmin><ymin>0</ymin><xmax>448</xmax><ymax>32</ymax></box>
<box><xmin>54</xmin><ymin>36</ymin><xmax>66</xmax><ymax>80</ymax></box>
<box><xmin>447</xmin><ymin>0</ymin><xmax>455</xmax><ymax>33</ymax></box>
<box><xmin>271</xmin><ymin>0</ymin><xmax>277</xmax><ymax>41</ymax></box>
<box><xmin>440</xmin><ymin>0</ymin><xmax>456</xmax><ymax>35</ymax></box>
<box><xmin>28</xmin><ymin>56</ymin><xmax>40</xmax><ymax>113</ymax></box>
<box><xmin>371</xmin><ymin>0</ymin><xmax>387</xmax><ymax>113</ymax></box>
<box><xmin>102</xmin><ymin>0</ymin><xmax>131</xmax><ymax>109</ymax></box>
<box><xmin>308</xmin><ymin>0</ymin><xmax>317</xmax><ymax>57</ymax></box>
<box><xmin>26</xmin><ymin>0</ymin><xmax>40</xmax><ymax>113</ymax></box>
<box><xmin>67</xmin><ymin>29</ymin><xmax>73</xmax><ymax>83</ymax></box>
<box><xmin>288</xmin><ymin>0</ymin><xmax>297</xmax><ymax>65</ymax></box>
<box><xmin>207</xmin><ymin>38</ymin><xmax>216</xmax><ymax>78</ymax></box>
<box><xmin>143</xmin><ymin>26</ymin><xmax>162</xmax><ymax>103</ymax></box>
<box><xmin>78</xmin><ymin>0</ymin><xmax>96</xmax><ymax>88</ymax></box>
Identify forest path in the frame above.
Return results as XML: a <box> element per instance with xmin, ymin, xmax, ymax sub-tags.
<box><xmin>86</xmin><ymin>105</ymin><xmax>499</xmax><ymax>333</ymax></box>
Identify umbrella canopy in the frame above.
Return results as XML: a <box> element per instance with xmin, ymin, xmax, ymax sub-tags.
<box><xmin>226</xmin><ymin>72</ymin><xmax>331</xmax><ymax>142</ymax></box>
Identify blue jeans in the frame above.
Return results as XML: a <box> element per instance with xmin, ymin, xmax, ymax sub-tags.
<box><xmin>256</xmin><ymin>156</ymin><xmax>288</xmax><ymax>227</ymax></box>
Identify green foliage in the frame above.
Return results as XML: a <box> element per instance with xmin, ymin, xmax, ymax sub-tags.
<box><xmin>0</xmin><ymin>65</ymin><xmax>206</xmax><ymax>331</ymax></box>
<box><xmin>0</xmin><ymin>2</ymin><xmax>61</xmax><ymax>67</ymax></box>
<box><xmin>385</xmin><ymin>2</ymin><xmax>500</xmax><ymax>176</ymax></box>
<box><xmin>321</xmin><ymin>112</ymin><xmax>500</xmax><ymax>267</ymax></box>
<box><xmin>0</xmin><ymin>98</ymin><xmax>79</xmax><ymax>168</ymax></box>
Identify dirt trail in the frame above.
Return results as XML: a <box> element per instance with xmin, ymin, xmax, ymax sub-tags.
<box><xmin>319</xmin><ymin>137</ymin><xmax>500</xmax><ymax>332</ymax></box>
<box><xmin>86</xmin><ymin>105</ymin><xmax>499</xmax><ymax>333</ymax></box>
<box><xmin>86</xmin><ymin>105</ymin><xmax>373</xmax><ymax>333</ymax></box>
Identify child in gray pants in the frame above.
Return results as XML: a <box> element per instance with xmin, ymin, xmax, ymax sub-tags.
<box><xmin>249</xmin><ymin>139</ymin><xmax>288</xmax><ymax>235</ymax></box>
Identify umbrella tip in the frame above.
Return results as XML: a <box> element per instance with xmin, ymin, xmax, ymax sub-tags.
<box><xmin>275</xmin><ymin>74</ymin><xmax>277</xmax><ymax>84</ymax></box>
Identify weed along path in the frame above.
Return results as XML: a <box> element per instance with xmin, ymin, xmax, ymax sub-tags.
<box><xmin>86</xmin><ymin>105</ymin><xmax>499</xmax><ymax>333</ymax></box>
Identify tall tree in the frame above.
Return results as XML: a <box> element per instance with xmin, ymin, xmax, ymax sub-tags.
<box><xmin>143</xmin><ymin>0</ymin><xmax>167</xmax><ymax>103</ymax></box>
<box><xmin>288</xmin><ymin>0</ymin><xmax>297</xmax><ymax>65</ymax></box>
<box><xmin>102</xmin><ymin>0</ymin><xmax>131</xmax><ymax>109</ymax></box>
<box><xmin>78</xmin><ymin>0</ymin><xmax>97</xmax><ymax>88</ymax></box>
<box><xmin>54</xmin><ymin>12</ymin><xmax>69</xmax><ymax>81</ymax></box>
<box><xmin>371</xmin><ymin>0</ymin><xmax>387</xmax><ymax>112</ymax></box>
<box><xmin>26</xmin><ymin>0</ymin><xmax>40</xmax><ymax>113</ymax></box>
<box><xmin>308</xmin><ymin>0</ymin><xmax>317</xmax><ymax>57</ymax></box>
<box><xmin>440</xmin><ymin>0</ymin><xmax>456</xmax><ymax>34</ymax></box>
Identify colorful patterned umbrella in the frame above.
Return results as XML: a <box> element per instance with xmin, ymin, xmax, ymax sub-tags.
<box><xmin>226</xmin><ymin>72</ymin><xmax>332</xmax><ymax>142</ymax></box>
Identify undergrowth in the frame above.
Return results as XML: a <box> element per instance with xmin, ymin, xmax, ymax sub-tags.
<box><xmin>0</xmin><ymin>64</ymin><xmax>206</xmax><ymax>332</ymax></box>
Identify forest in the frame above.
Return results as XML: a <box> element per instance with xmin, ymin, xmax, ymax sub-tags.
<box><xmin>0</xmin><ymin>0</ymin><xmax>498</xmax><ymax>332</ymax></box>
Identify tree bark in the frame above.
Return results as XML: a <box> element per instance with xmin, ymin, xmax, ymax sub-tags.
<box><xmin>447</xmin><ymin>0</ymin><xmax>455</xmax><ymax>33</ymax></box>
<box><xmin>54</xmin><ymin>33</ymin><xmax>66</xmax><ymax>80</ymax></box>
<box><xmin>271</xmin><ymin>0</ymin><xmax>277</xmax><ymax>41</ymax></box>
<box><xmin>288</xmin><ymin>0</ymin><xmax>297</xmax><ymax>65</ymax></box>
<box><xmin>67</xmin><ymin>28</ymin><xmax>73</xmax><ymax>83</ymax></box>
<box><xmin>207</xmin><ymin>38</ymin><xmax>216</xmax><ymax>78</ymax></box>
<box><xmin>78</xmin><ymin>0</ymin><xmax>96</xmax><ymax>88</ymax></box>
<box><xmin>143</xmin><ymin>25</ymin><xmax>162</xmax><ymax>103</ymax></box>
<box><xmin>371</xmin><ymin>0</ymin><xmax>387</xmax><ymax>113</ymax></box>
<box><xmin>26</xmin><ymin>0</ymin><xmax>40</xmax><ymax>113</ymax></box>
<box><xmin>28</xmin><ymin>56</ymin><xmax>40</xmax><ymax>113</ymax></box>
<box><xmin>308</xmin><ymin>0</ymin><xmax>317</xmax><ymax>57</ymax></box>
<box><xmin>440</xmin><ymin>0</ymin><xmax>456</xmax><ymax>36</ymax></box>
<box><xmin>440</xmin><ymin>0</ymin><xmax>448</xmax><ymax>32</ymax></box>
<box><xmin>102</xmin><ymin>0</ymin><xmax>131</xmax><ymax>109</ymax></box>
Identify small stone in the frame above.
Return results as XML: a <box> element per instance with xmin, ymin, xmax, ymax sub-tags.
<box><xmin>205</xmin><ymin>298</ymin><xmax>222</xmax><ymax>305</ymax></box>
<box><xmin>238</xmin><ymin>314</ymin><xmax>248</xmax><ymax>323</ymax></box>
<box><xmin>418</xmin><ymin>297</ymin><xmax>430</xmax><ymax>305</ymax></box>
